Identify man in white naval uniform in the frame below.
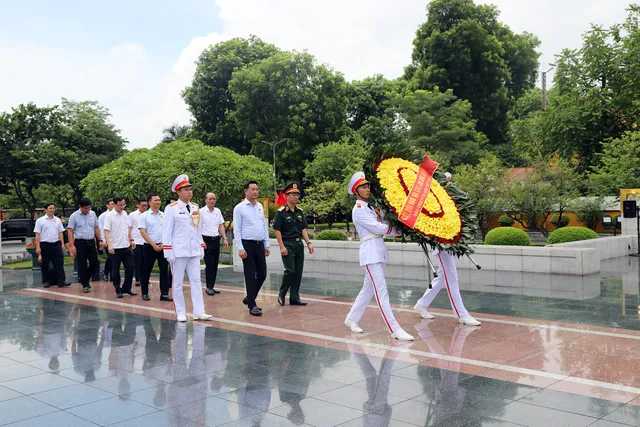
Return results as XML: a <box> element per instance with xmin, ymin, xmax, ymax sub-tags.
<box><xmin>344</xmin><ymin>171</ymin><xmax>414</xmax><ymax>341</ymax></box>
<box><xmin>162</xmin><ymin>174</ymin><xmax>212</xmax><ymax>322</ymax></box>
<box><xmin>413</xmin><ymin>172</ymin><xmax>481</xmax><ymax>327</ymax></box>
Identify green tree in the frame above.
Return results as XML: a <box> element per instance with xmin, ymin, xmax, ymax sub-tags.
<box><xmin>229</xmin><ymin>50</ymin><xmax>348</xmax><ymax>183</ymax></box>
<box><xmin>0</xmin><ymin>103</ymin><xmax>73</xmax><ymax>218</ymax></box>
<box><xmin>298</xmin><ymin>181</ymin><xmax>347</xmax><ymax>229</ymax></box>
<box><xmin>590</xmin><ymin>131</ymin><xmax>640</xmax><ymax>195</ymax></box>
<box><xmin>397</xmin><ymin>89</ymin><xmax>487</xmax><ymax>169</ymax></box>
<box><xmin>58</xmin><ymin>99</ymin><xmax>127</xmax><ymax>203</ymax></box>
<box><xmin>304</xmin><ymin>133</ymin><xmax>368</xmax><ymax>185</ymax></box>
<box><xmin>406</xmin><ymin>0</ymin><xmax>540</xmax><ymax>146</ymax></box>
<box><xmin>546</xmin><ymin>5</ymin><xmax>640</xmax><ymax>168</ymax></box>
<box><xmin>161</xmin><ymin>123</ymin><xmax>191</xmax><ymax>143</ymax></box>
<box><xmin>182</xmin><ymin>36</ymin><xmax>279</xmax><ymax>153</ymax></box>
<box><xmin>35</xmin><ymin>184</ymin><xmax>74</xmax><ymax>214</ymax></box>
<box><xmin>570</xmin><ymin>197</ymin><xmax>605</xmax><ymax>231</ymax></box>
<box><xmin>454</xmin><ymin>155</ymin><xmax>507</xmax><ymax>238</ymax></box>
<box><xmin>81</xmin><ymin>139</ymin><xmax>274</xmax><ymax>216</ymax></box>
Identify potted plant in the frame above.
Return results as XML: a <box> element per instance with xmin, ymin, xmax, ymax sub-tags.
<box><xmin>25</xmin><ymin>241</ymin><xmax>40</xmax><ymax>270</ymax></box>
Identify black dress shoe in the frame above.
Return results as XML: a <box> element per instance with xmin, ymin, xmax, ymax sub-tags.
<box><xmin>58</xmin><ymin>282</ymin><xmax>72</xmax><ymax>288</ymax></box>
<box><xmin>278</xmin><ymin>296</ymin><xmax>285</xmax><ymax>306</ymax></box>
<box><xmin>102</xmin><ymin>273</ymin><xmax>109</xmax><ymax>281</ymax></box>
<box><xmin>290</xmin><ymin>300</ymin><xmax>308</xmax><ymax>306</ymax></box>
<box><xmin>212</xmin><ymin>288</ymin><xmax>220</xmax><ymax>294</ymax></box>
<box><xmin>159</xmin><ymin>295</ymin><xmax>173</xmax><ymax>302</ymax></box>
<box><xmin>43</xmin><ymin>283</ymin><xmax>50</xmax><ymax>288</ymax></box>
<box><xmin>83</xmin><ymin>287</ymin><xmax>90</xmax><ymax>293</ymax></box>
<box><xmin>243</xmin><ymin>297</ymin><xmax>248</xmax><ymax>305</ymax></box>
<box><xmin>249</xmin><ymin>306</ymin><xmax>262</xmax><ymax>316</ymax></box>
<box><xmin>123</xmin><ymin>291</ymin><xmax>137</xmax><ymax>296</ymax></box>
<box><xmin>116</xmin><ymin>293</ymin><xmax>123</xmax><ymax>298</ymax></box>
<box><xmin>142</xmin><ymin>294</ymin><xmax>151</xmax><ymax>301</ymax></box>
<box><xmin>206</xmin><ymin>288</ymin><xmax>216</xmax><ymax>296</ymax></box>
<box><xmin>135</xmin><ymin>283</ymin><xmax>141</xmax><ymax>287</ymax></box>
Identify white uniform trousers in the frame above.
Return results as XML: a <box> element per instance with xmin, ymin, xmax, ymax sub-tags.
<box><xmin>346</xmin><ymin>263</ymin><xmax>401</xmax><ymax>334</ymax></box>
<box><xmin>417</xmin><ymin>251</ymin><xmax>469</xmax><ymax>318</ymax></box>
<box><xmin>171</xmin><ymin>256</ymin><xmax>206</xmax><ymax>316</ymax></box>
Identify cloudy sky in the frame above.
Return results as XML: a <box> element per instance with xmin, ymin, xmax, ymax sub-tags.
<box><xmin>0</xmin><ymin>0</ymin><xmax>631</xmax><ymax>148</ymax></box>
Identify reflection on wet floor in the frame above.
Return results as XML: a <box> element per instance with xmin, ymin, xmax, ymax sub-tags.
<box><xmin>0</xmin><ymin>256</ymin><xmax>639</xmax><ymax>425</ymax></box>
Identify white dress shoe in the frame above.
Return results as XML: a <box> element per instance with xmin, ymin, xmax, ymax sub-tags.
<box><xmin>458</xmin><ymin>315</ymin><xmax>481</xmax><ymax>326</ymax></box>
<box><xmin>193</xmin><ymin>313</ymin><xmax>213</xmax><ymax>321</ymax></box>
<box><xmin>177</xmin><ymin>314</ymin><xmax>187</xmax><ymax>322</ymax></box>
<box><xmin>344</xmin><ymin>318</ymin><xmax>363</xmax><ymax>333</ymax></box>
<box><xmin>413</xmin><ymin>303</ymin><xmax>435</xmax><ymax>319</ymax></box>
<box><xmin>390</xmin><ymin>328</ymin><xmax>414</xmax><ymax>341</ymax></box>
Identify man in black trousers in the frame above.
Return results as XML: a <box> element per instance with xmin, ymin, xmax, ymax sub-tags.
<box><xmin>67</xmin><ymin>197</ymin><xmax>103</xmax><ymax>293</ymax></box>
<box><xmin>137</xmin><ymin>192</ymin><xmax>172</xmax><ymax>302</ymax></box>
<box><xmin>104</xmin><ymin>195</ymin><xmax>136</xmax><ymax>298</ymax></box>
<box><xmin>233</xmin><ymin>181</ymin><xmax>270</xmax><ymax>316</ymax></box>
<box><xmin>34</xmin><ymin>203</ymin><xmax>71</xmax><ymax>288</ymax></box>
<box><xmin>201</xmin><ymin>192</ymin><xmax>229</xmax><ymax>295</ymax></box>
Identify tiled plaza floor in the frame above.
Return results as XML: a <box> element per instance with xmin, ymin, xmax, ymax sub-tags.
<box><xmin>0</xmin><ymin>256</ymin><xmax>639</xmax><ymax>426</ymax></box>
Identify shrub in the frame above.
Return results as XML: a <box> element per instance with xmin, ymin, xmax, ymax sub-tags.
<box><xmin>497</xmin><ymin>215</ymin><xmax>515</xmax><ymax>226</ymax></box>
<box><xmin>268</xmin><ymin>228</ymin><xmax>276</xmax><ymax>238</ymax></box>
<box><xmin>570</xmin><ymin>197</ymin><xmax>604</xmax><ymax>230</ymax></box>
<box><xmin>550</xmin><ymin>215</ymin><xmax>570</xmax><ymax>228</ymax></box>
<box><xmin>316</xmin><ymin>230</ymin><xmax>348</xmax><ymax>241</ymax></box>
<box><xmin>547</xmin><ymin>226</ymin><xmax>599</xmax><ymax>244</ymax></box>
<box><xmin>485</xmin><ymin>227</ymin><xmax>531</xmax><ymax>246</ymax></box>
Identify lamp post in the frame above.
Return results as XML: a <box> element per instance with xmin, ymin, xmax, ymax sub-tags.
<box><xmin>261</xmin><ymin>138</ymin><xmax>287</xmax><ymax>200</ymax></box>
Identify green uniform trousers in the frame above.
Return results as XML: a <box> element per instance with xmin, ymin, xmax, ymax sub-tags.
<box><xmin>280</xmin><ymin>240</ymin><xmax>304</xmax><ymax>302</ymax></box>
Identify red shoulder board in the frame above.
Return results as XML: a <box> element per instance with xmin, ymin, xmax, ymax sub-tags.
<box><xmin>356</xmin><ymin>204</ymin><xmax>362</xmax><ymax>208</ymax></box>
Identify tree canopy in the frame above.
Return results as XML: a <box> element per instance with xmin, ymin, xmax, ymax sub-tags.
<box><xmin>81</xmin><ymin>139</ymin><xmax>274</xmax><ymax>215</ymax></box>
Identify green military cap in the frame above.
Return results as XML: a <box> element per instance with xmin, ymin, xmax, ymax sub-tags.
<box><xmin>283</xmin><ymin>182</ymin><xmax>302</xmax><ymax>195</ymax></box>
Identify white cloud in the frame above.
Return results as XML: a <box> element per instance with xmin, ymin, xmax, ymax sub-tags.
<box><xmin>0</xmin><ymin>0</ymin><xmax>633</xmax><ymax>149</ymax></box>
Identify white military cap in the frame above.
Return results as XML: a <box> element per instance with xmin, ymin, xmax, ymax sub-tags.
<box><xmin>171</xmin><ymin>174</ymin><xmax>192</xmax><ymax>193</ymax></box>
<box><xmin>347</xmin><ymin>171</ymin><xmax>369</xmax><ymax>195</ymax></box>
<box><xmin>444</xmin><ymin>172</ymin><xmax>452</xmax><ymax>180</ymax></box>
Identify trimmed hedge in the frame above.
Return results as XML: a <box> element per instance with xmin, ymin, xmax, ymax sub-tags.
<box><xmin>485</xmin><ymin>227</ymin><xmax>531</xmax><ymax>246</ymax></box>
<box><xmin>497</xmin><ymin>215</ymin><xmax>515</xmax><ymax>226</ymax></box>
<box><xmin>316</xmin><ymin>230</ymin><xmax>348</xmax><ymax>241</ymax></box>
<box><xmin>547</xmin><ymin>226</ymin><xmax>599</xmax><ymax>244</ymax></box>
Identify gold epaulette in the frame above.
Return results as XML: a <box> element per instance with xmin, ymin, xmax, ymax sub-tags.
<box><xmin>169</xmin><ymin>201</ymin><xmax>178</xmax><ymax>206</ymax></box>
<box><xmin>191</xmin><ymin>203</ymin><xmax>199</xmax><ymax>208</ymax></box>
<box><xmin>278</xmin><ymin>206</ymin><xmax>285</xmax><ymax>211</ymax></box>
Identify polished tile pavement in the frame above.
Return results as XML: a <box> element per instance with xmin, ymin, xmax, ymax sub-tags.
<box><xmin>0</xmin><ymin>257</ymin><xmax>639</xmax><ymax>425</ymax></box>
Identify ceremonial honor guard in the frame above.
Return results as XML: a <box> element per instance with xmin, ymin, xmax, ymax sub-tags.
<box><xmin>273</xmin><ymin>182</ymin><xmax>314</xmax><ymax>306</ymax></box>
<box><xmin>138</xmin><ymin>192</ymin><xmax>172</xmax><ymax>302</ymax></box>
<box><xmin>344</xmin><ymin>172</ymin><xmax>414</xmax><ymax>341</ymax></box>
<box><xmin>162</xmin><ymin>175</ymin><xmax>212</xmax><ymax>322</ymax></box>
<box><xmin>413</xmin><ymin>250</ymin><xmax>481</xmax><ymax>325</ymax></box>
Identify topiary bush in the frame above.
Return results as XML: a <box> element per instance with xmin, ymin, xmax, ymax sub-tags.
<box><xmin>550</xmin><ymin>214</ymin><xmax>570</xmax><ymax>229</ymax></box>
<box><xmin>484</xmin><ymin>227</ymin><xmax>531</xmax><ymax>246</ymax></box>
<box><xmin>497</xmin><ymin>215</ymin><xmax>515</xmax><ymax>226</ymax></box>
<box><xmin>547</xmin><ymin>226</ymin><xmax>599</xmax><ymax>244</ymax></box>
<box><xmin>316</xmin><ymin>230</ymin><xmax>348</xmax><ymax>241</ymax></box>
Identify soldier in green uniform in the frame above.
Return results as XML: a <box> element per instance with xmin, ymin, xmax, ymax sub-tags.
<box><xmin>273</xmin><ymin>182</ymin><xmax>314</xmax><ymax>306</ymax></box>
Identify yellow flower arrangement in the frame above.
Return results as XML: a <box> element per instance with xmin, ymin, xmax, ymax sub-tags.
<box><xmin>375</xmin><ymin>157</ymin><xmax>463</xmax><ymax>243</ymax></box>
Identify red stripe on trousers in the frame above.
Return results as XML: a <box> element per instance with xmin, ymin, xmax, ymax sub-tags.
<box><xmin>437</xmin><ymin>253</ymin><xmax>461</xmax><ymax>318</ymax></box>
<box><xmin>365</xmin><ymin>265</ymin><xmax>394</xmax><ymax>333</ymax></box>
<box><xmin>169</xmin><ymin>263</ymin><xmax>178</xmax><ymax>316</ymax></box>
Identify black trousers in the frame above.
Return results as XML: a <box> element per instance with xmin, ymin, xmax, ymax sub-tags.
<box><xmin>103</xmin><ymin>249</ymin><xmax>112</xmax><ymax>277</ymax></box>
<box><xmin>141</xmin><ymin>244</ymin><xmax>170</xmax><ymax>296</ymax></box>
<box><xmin>75</xmin><ymin>239</ymin><xmax>99</xmax><ymax>287</ymax></box>
<box><xmin>40</xmin><ymin>242</ymin><xmax>66</xmax><ymax>285</ymax></box>
<box><xmin>111</xmin><ymin>247</ymin><xmax>133</xmax><ymax>293</ymax></box>
<box><xmin>241</xmin><ymin>240</ymin><xmax>267</xmax><ymax>309</ymax></box>
<box><xmin>203</xmin><ymin>235</ymin><xmax>221</xmax><ymax>289</ymax></box>
<box><xmin>133</xmin><ymin>244</ymin><xmax>144</xmax><ymax>283</ymax></box>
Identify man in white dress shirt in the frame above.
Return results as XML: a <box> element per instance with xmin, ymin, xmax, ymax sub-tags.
<box><xmin>98</xmin><ymin>199</ymin><xmax>114</xmax><ymax>281</ymax></box>
<box><xmin>162</xmin><ymin>174</ymin><xmax>212</xmax><ymax>322</ymax></box>
<box><xmin>128</xmin><ymin>198</ymin><xmax>148</xmax><ymax>286</ymax></box>
<box><xmin>344</xmin><ymin>172</ymin><xmax>414</xmax><ymax>341</ymax></box>
<box><xmin>201</xmin><ymin>192</ymin><xmax>229</xmax><ymax>296</ymax></box>
<box><xmin>34</xmin><ymin>203</ymin><xmax>70</xmax><ymax>288</ymax></box>
<box><xmin>104</xmin><ymin>195</ymin><xmax>137</xmax><ymax>298</ymax></box>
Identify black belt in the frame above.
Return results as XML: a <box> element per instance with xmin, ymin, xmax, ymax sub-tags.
<box><xmin>143</xmin><ymin>243</ymin><xmax>162</xmax><ymax>245</ymax></box>
<box><xmin>283</xmin><ymin>238</ymin><xmax>301</xmax><ymax>241</ymax></box>
<box><xmin>241</xmin><ymin>239</ymin><xmax>263</xmax><ymax>244</ymax></box>
<box><xmin>203</xmin><ymin>235</ymin><xmax>220</xmax><ymax>239</ymax></box>
<box><xmin>75</xmin><ymin>238</ymin><xmax>95</xmax><ymax>242</ymax></box>
<box><xmin>40</xmin><ymin>241</ymin><xmax>61</xmax><ymax>245</ymax></box>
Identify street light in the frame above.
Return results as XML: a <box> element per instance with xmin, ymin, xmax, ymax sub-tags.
<box><xmin>261</xmin><ymin>138</ymin><xmax>287</xmax><ymax>200</ymax></box>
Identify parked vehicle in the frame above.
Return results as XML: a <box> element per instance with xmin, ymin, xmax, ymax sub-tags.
<box><xmin>0</xmin><ymin>219</ymin><xmax>35</xmax><ymax>242</ymax></box>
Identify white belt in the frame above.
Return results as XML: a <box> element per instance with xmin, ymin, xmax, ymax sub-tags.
<box><xmin>360</xmin><ymin>234</ymin><xmax>383</xmax><ymax>243</ymax></box>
